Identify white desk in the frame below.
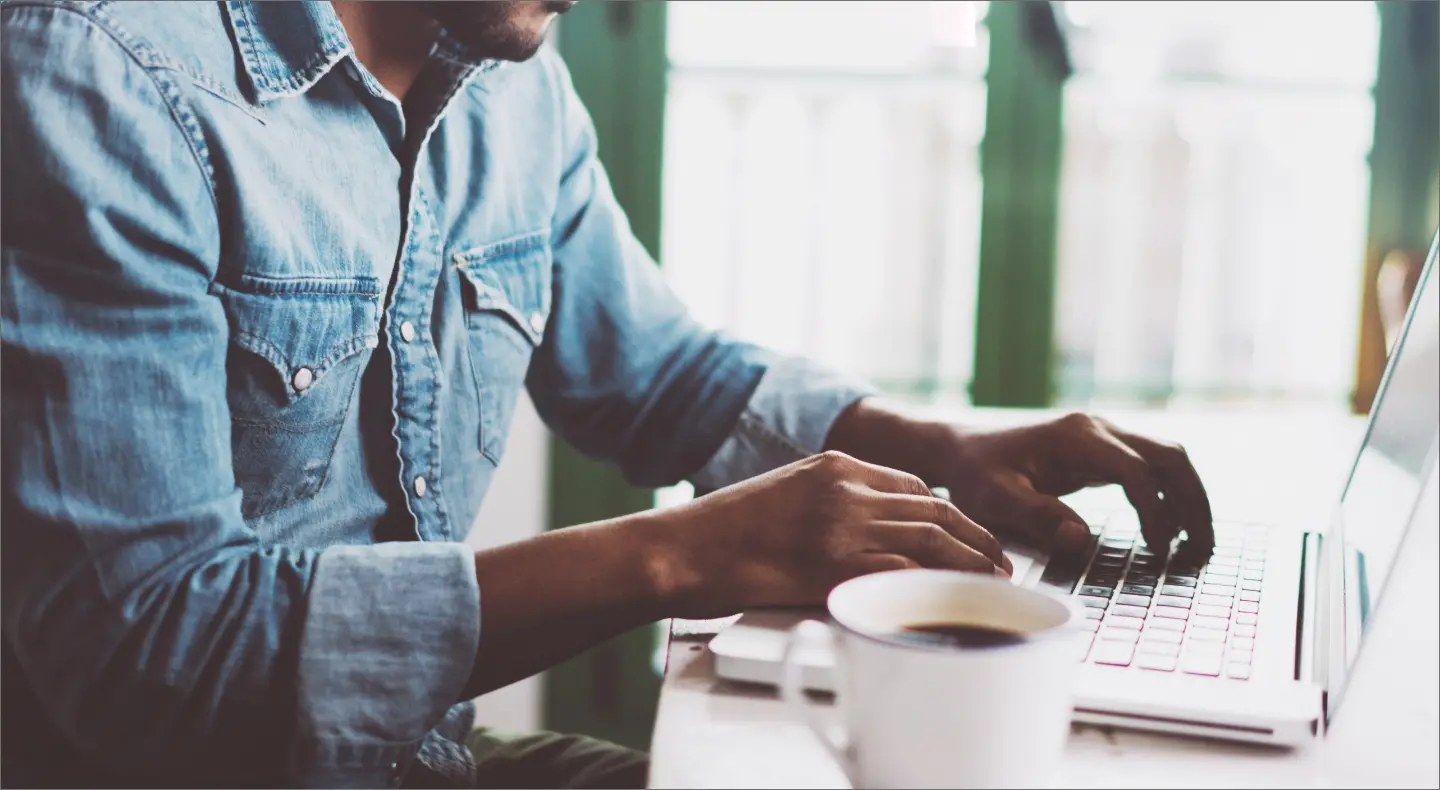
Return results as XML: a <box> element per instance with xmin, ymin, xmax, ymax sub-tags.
<box><xmin>649</xmin><ymin>408</ymin><xmax>1440</xmax><ymax>789</ymax></box>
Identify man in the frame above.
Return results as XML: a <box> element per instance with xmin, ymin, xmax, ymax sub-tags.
<box><xmin>0</xmin><ymin>1</ymin><xmax>1213</xmax><ymax>787</ymax></box>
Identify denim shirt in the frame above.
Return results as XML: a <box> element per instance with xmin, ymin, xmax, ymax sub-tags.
<box><xmin>0</xmin><ymin>1</ymin><xmax>872</xmax><ymax>786</ymax></box>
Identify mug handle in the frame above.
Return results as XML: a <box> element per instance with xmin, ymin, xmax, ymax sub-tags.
<box><xmin>780</xmin><ymin>620</ymin><xmax>856</xmax><ymax>782</ymax></box>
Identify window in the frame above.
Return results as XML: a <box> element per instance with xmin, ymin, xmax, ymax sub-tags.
<box><xmin>663</xmin><ymin>1</ymin><xmax>989</xmax><ymax>397</ymax></box>
<box><xmin>1053</xmin><ymin>1</ymin><xmax>1380</xmax><ymax>408</ymax></box>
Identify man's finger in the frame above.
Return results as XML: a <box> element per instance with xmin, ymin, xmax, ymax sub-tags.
<box><xmin>849</xmin><ymin>552</ymin><xmax>922</xmax><ymax>577</ymax></box>
<box><xmin>1103</xmin><ymin>425</ymin><xmax>1215</xmax><ymax>556</ymax></box>
<box><xmin>1083</xmin><ymin>434</ymin><xmax>1174</xmax><ymax>553</ymax></box>
<box><xmin>994</xmin><ymin>479</ymin><xmax>1093</xmax><ymax>557</ymax></box>
<box><xmin>865</xmin><ymin>521</ymin><xmax>1007</xmax><ymax>576</ymax></box>
<box><xmin>866</xmin><ymin>493</ymin><xmax>1010</xmax><ymax>573</ymax></box>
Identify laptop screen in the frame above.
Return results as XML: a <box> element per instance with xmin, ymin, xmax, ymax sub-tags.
<box><xmin>1330</xmin><ymin>234</ymin><xmax>1439</xmax><ymax>718</ymax></box>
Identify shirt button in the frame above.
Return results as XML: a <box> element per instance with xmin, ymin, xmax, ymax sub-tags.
<box><xmin>292</xmin><ymin>367</ymin><xmax>313</xmax><ymax>392</ymax></box>
<box><xmin>413</xmin><ymin>476</ymin><xmax>427</xmax><ymax>498</ymax></box>
<box><xmin>399</xmin><ymin>321</ymin><xmax>416</xmax><ymax>342</ymax></box>
<box><xmin>529</xmin><ymin>313</ymin><xmax>546</xmax><ymax>333</ymax></box>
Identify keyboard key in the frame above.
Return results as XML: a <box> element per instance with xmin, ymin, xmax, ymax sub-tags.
<box><xmin>1137</xmin><ymin>653</ymin><xmax>1178</xmax><ymax>672</ymax></box>
<box><xmin>1078</xmin><ymin>595</ymin><xmax>1110</xmax><ymax>609</ymax></box>
<box><xmin>1116</xmin><ymin>594</ymin><xmax>1151</xmax><ymax>607</ymax></box>
<box><xmin>1230</xmin><ymin>636</ymin><xmax>1256</xmax><ymax>650</ymax></box>
<box><xmin>1182</xmin><ymin>655</ymin><xmax>1223</xmax><ymax>676</ymax></box>
<box><xmin>1110</xmin><ymin>604</ymin><xmax>1148</xmax><ymax>619</ymax></box>
<box><xmin>1104</xmin><ymin>616</ymin><xmax>1143</xmax><ymax>630</ymax></box>
<box><xmin>1202</xmin><ymin>584</ymin><xmax>1236</xmax><ymax>597</ymax></box>
<box><xmin>1243</xmin><ymin>560</ymin><xmax>1266</xmax><ymax>571</ymax></box>
<box><xmin>1152</xmin><ymin>607</ymin><xmax>1189</xmax><ymax>620</ymax></box>
<box><xmin>1141</xmin><ymin>629</ymin><xmax>1183</xmax><ymax>644</ymax></box>
<box><xmin>1187</xmin><ymin>628</ymin><xmax>1226</xmax><ymax>643</ymax></box>
<box><xmin>1091</xmin><ymin>642</ymin><xmax>1136</xmax><ymax>667</ymax></box>
<box><xmin>1213</xmin><ymin>546</ymin><xmax>1242</xmax><ymax>557</ymax></box>
<box><xmin>1100</xmin><ymin>540</ymin><xmax>1133</xmax><ymax>552</ymax></box>
<box><xmin>1237</xmin><ymin>601</ymin><xmax>1260</xmax><ymax>614</ymax></box>
<box><xmin>1101</xmin><ymin>627</ymin><xmax>1140</xmax><ymax>642</ymax></box>
<box><xmin>1240</xmin><ymin>579</ymin><xmax>1263</xmax><ymax>591</ymax></box>
<box><xmin>1234</xmin><ymin>612</ymin><xmax>1258</xmax><ymax>626</ymax></box>
<box><xmin>1120</xmin><ymin>584</ymin><xmax>1155</xmax><ymax>597</ymax></box>
<box><xmin>1203</xmin><ymin>571</ymin><xmax>1239</xmax><ymax>585</ymax></box>
<box><xmin>1242</xmin><ymin>570</ymin><xmax>1265</xmax><ymax>582</ymax></box>
<box><xmin>1093</xmin><ymin>556</ymin><xmax>1126</xmax><ymax>569</ymax></box>
<box><xmin>1206</xmin><ymin>558</ymin><xmax>1240</xmax><ymax>570</ymax></box>
<box><xmin>1146</xmin><ymin>617</ymin><xmax>1186</xmax><ymax>631</ymax></box>
<box><xmin>1085</xmin><ymin>608</ymin><xmax>1103</xmax><ymax>620</ymax></box>
<box><xmin>1080</xmin><ymin>586</ymin><xmax>1113</xmax><ymax>598</ymax></box>
<box><xmin>1239</xmin><ymin>589</ymin><xmax>1261</xmax><ymax>603</ymax></box>
<box><xmin>1076</xmin><ymin>636</ymin><xmax>1095</xmax><ymax>662</ymax></box>
<box><xmin>1126</xmin><ymin>573</ymin><xmax>1161</xmax><ymax>586</ymax></box>
<box><xmin>1160</xmin><ymin>585</ymin><xmax>1195</xmax><ymax>598</ymax></box>
<box><xmin>1163</xmin><ymin>576</ymin><xmax>1198</xmax><ymax>587</ymax></box>
<box><xmin>1191</xmin><ymin>615</ymin><xmax>1229</xmax><ymax>631</ymax></box>
<box><xmin>1184</xmin><ymin>639</ymin><xmax>1224</xmax><ymax>655</ymax></box>
<box><xmin>1226</xmin><ymin>663</ymin><xmax>1251</xmax><ymax>680</ymax></box>
<box><xmin>1155</xmin><ymin>595</ymin><xmax>1192</xmax><ymax>609</ymax></box>
<box><xmin>1197</xmin><ymin>593</ymin><xmax>1232</xmax><ymax>607</ymax></box>
<box><xmin>1227</xmin><ymin>647</ymin><xmax>1253</xmax><ymax>664</ymax></box>
<box><xmin>1082</xmin><ymin>618</ymin><xmax>1101</xmax><ymax>631</ymax></box>
<box><xmin>1040</xmin><ymin>562</ymin><xmax>1084</xmax><ymax>594</ymax></box>
<box><xmin>1087</xmin><ymin>573</ymin><xmax>1121</xmax><ymax>587</ymax></box>
<box><xmin>1193</xmin><ymin>604</ymin><xmax>1231</xmax><ymax>619</ymax></box>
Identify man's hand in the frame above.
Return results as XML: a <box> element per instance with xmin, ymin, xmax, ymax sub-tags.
<box><xmin>825</xmin><ymin>399</ymin><xmax>1215</xmax><ymax>560</ymax></box>
<box><xmin>658</xmin><ymin>450</ymin><xmax>1011</xmax><ymax>619</ymax></box>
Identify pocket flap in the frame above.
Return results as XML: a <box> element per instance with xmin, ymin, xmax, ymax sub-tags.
<box><xmin>211</xmin><ymin>272</ymin><xmax>382</xmax><ymax>398</ymax></box>
<box><xmin>452</xmin><ymin>231</ymin><xmax>553</xmax><ymax>346</ymax></box>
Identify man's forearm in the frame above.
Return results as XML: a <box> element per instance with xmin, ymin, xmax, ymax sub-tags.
<box><xmin>462</xmin><ymin>512</ymin><xmax>689</xmax><ymax>698</ymax></box>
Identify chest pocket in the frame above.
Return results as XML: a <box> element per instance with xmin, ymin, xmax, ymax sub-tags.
<box><xmin>453</xmin><ymin>231</ymin><xmax>552</xmax><ymax>464</ymax></box>
<box><xmin>211</xmin><ymin>273</ymin><xmax>382</xmax><ymax>520</ymax></box>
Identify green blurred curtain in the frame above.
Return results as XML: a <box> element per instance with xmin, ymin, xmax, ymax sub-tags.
<box><xmin>970</xmin><ymin>0</ymin><xmax>1072</xmax><ymax>408</ymax></box>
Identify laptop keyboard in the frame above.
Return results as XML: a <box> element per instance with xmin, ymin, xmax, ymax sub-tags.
<box><xmin>1039</xmin><ymin>517</ymin><xmax>1265</xmax><ymax>680</ymax></box>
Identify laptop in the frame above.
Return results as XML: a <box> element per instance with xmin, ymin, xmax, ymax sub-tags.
<box><xmin>710</xmin><ymin>234</ymin><xmax>1440</xmax><ymax>746</ymax></box>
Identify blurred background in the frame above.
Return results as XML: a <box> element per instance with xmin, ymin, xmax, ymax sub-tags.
<box><xmin>467</xmin><ymin>0</ymin><xmax>1439</xmax><ymax>752</ymax></box>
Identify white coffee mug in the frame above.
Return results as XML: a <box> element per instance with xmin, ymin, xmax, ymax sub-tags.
<box><xmin>780</xmin><ymin>569</ymin><xmax>1085</xmax><ymax>789</ymax></box>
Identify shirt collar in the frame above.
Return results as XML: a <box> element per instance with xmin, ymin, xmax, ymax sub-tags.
<box><xmin>224</xmin><ymin>1</ymin><xmax>352</xmax><ymax>103</ymax></box>
<box><xmin>223</xmin><ymin>0</ymin><xmax>507</xmax><ymax>104</ymax></box>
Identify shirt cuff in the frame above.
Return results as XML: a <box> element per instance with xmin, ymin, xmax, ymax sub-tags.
<box><xmin>690</xmin><ymin>356</ymin><xmax>878</xmax><ymax>490</ymax></box>
<box><xmin>293</xmin><ymin>542</ymin><xmax>480</xmax><ymax>783</ymax></box>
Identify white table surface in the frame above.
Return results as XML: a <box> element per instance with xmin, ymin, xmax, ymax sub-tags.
<box><xmin>648</xmin><ymin>408</ymin><xmax>1440</xmax><ymax>789</ymax></box>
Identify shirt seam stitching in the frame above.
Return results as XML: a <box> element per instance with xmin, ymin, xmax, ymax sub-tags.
<box><xmin>77</xmin><ymin>3</ymin><xmax>222</xmax><ymax>217</ymax></box>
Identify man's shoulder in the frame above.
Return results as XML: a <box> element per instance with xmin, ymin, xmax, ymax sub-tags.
<box><xmin>2</xmin><ymin>1</ymin><xmax>243</xmax><ymax>102</ymax></box>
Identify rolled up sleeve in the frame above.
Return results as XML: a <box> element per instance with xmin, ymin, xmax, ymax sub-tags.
<box><xmin>690</xmin><ymin>356</ymin><xmax>878</xmax><ymax>491</ymax></box>
<box><xmin>1</xmin><ymin>7</ymin><xmax>475</xmax><ymax>786</ymax></box>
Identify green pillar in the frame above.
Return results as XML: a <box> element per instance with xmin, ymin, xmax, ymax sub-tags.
<box><xmin>970</xmin><ymin>1</ymin><xmax>1071</xmax><ymax>407</ymax></box>
<box><xmin>1354</xmin><ymin>0</ymin><xmax>1440</xmax><ymax>413</ymax></box>
<box><xmin>544</xmin><ymin>2</ymin><xmax>669</xmax><ymax>750</ymax></box>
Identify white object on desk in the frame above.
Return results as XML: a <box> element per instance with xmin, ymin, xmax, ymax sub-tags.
<box><xmin>777</xmin><ymin>571</ymin><xmax>1084</xmax><ymax>789</ymax></box>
